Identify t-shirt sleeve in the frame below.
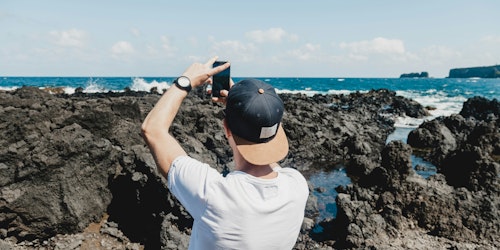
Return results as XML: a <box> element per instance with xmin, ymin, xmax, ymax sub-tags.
<box><xmin>167</xmin><ymin>156</ymin><xmax>222</xmax><ymax>219</ymax></box>
<box><xmin>281</xmin><ymin>167</ymin><xmax>310</xmax><ymax>200</ymax></box>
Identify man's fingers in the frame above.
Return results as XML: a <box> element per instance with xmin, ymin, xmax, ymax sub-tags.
<box><xmin>205</xmin><ymin>56</ymin><xmax>219</xmax><ymax>67</ymax></box>
<box><xmin>205</xmin><ymin>56</ymin><xmax>230</xmax><ymax>76</ymax></box>
<box><xmin>210</xmin><ymin>61</ymin><xmax>230</xmax><ymax>76</ymax></box>
<box><xmin>210</xmin><ymin>89</ymin><xmax>230</xmax><ymax>103</ymax></box>
<box><xmin>211</xmin><ymin>96</ymin><xmax>227</xmax><ymax>104</ymax></box>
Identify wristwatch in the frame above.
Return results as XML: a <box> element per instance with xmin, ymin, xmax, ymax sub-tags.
<box><xmin>173</xmin><ymin>76</ymin><xmax>192</xmax><ymax>92</ymax></box>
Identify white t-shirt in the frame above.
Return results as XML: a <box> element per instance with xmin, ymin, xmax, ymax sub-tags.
<box><xmin>168</xmin><ymin>156</ymin><xmax>309</xmax><ymax>250</ymax></box>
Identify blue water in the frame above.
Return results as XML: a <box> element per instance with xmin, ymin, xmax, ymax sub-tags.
<box><xmin>1</xmin><ymin>77</ymin><xmax>498</xmax><ymax>99</ymax></box>
<box><xmin>310</xmin><ymin>168</ymin><xmax>351</xmax><ymax>222</ymax></box>
<box><xmin>386</xmin><ymin>127</ymin><xmax>437</xmax><ymax>179</ymax></box>
<box><xmin>2</xmin><ymin>76</ymin><xmax>498</xmax><ymax>121</ymax></box>
<box><xmin>1</xmin><ymin>76</ymin><xmax>498</xmax><ymax>222</ymax></box>
<box><xmin>312</xmin><ymin>127</ymin><xmax>438</xmax><ymax>223</ymax></box>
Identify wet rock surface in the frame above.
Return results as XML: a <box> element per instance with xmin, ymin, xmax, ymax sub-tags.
<box><xmin>408</xmin><ymin>96</ymin><xmax>500</xmax><ymax>192</ymax></box>
<box><xmin>0</xmin><ymin>87</ymin><xmax>497</xmax><ymax>249</ymax></box>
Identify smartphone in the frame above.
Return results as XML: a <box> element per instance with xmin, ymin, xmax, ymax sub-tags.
<box><xmin>212</xmin><ymin>61</ymin><xmax>230</xmax><ymax>97</ymax></box>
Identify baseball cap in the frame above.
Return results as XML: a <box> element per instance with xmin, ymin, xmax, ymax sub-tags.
<box><xmin>225</xmin><ymin>79</ymin><xmax>289</xmax><ymax>165</ymax></box>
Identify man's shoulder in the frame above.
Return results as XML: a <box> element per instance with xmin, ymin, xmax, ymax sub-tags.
<box><xmin>169</xmin><ymin>156</ymin><xmax>221</xmax><ymax>182</ymax></box>
<box><xmin>278</xmin><ymin>166</ymin><xmax>303</xmax><ymax>176</ymax></box>
<box><xmin>278</xmin><ymin>167</ymin><xmax>307</xmax><ymax>184</ymax></box>
<box><xmin>278</xmin><ymin>167</ymin><xmax>309</xmax><ymax>201</ymax></box>
<box><xmin>171</xmin><ymin>155</ymin><xmax>209</xmax><ymax>169</ymax></box>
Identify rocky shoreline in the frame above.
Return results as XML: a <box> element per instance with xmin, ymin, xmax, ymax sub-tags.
<box><xmin>0</xmin><ymin>87</ymin><xmax>498</xmax><ymax>249</ymax></box>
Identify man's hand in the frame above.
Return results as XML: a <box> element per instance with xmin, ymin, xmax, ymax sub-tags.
<box><xmin>210</xmin><ymin>78</ymin><xmax>235</xmax><ymax>104</ymax></box>
<box><xmin>182</xmin><ymin>56</ymin><xmax>230</xmax><ymax>89</ymax></box>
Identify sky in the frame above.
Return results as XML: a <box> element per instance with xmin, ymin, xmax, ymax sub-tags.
<box><xmin>1</xmin><ymin>1</ymin><xmax>500</xmax><ymax>78</ymax></box>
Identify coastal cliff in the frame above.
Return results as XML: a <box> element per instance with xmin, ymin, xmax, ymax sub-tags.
<box><xmin>0</xmin><ymin>87</ymin><xmax>498</xmax><ymax>249</ymax></box>
<box><xmin>449</xmin><ymin>65</ymin><xmax>500</xmax><ymax>78</ymax></box>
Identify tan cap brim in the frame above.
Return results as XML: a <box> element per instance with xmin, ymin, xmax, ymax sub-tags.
<box><xmin>233</xmin><ymin>124</ymin><xmax>289</xmax><ymax>166</ymax></box>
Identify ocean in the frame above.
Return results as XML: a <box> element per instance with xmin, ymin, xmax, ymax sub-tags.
<box><xmin>1</xmin><ymin>76</ymin><xmax>499</xmax><ymax>221</ymax></box>
<box><xmin>1</xmin><ymin>76</ymin><xmax>498</xmax><ymax>123</ymax></box>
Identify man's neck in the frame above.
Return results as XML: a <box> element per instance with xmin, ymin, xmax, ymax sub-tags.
<box><xmin>237</xmin><ymin>163</ymin><xmax>278</xmax><ymax>179</ymax></box>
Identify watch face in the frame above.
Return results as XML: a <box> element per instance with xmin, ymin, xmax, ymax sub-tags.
<box><xmin>178</xmin><ymin>77</ymin><xmax>190</xmax><ymax>87</ymax></box>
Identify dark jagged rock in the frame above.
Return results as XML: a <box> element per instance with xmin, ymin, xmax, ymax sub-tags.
<box><xmin>0</xmin><ymin>87</ymin><xmax>497</xmax><ymax>249</ymax></box>
<box><xmin>281</xmin><ymin>89</ymin><xmax>429</xmax><ymax>176</ymax></box>
<box><xmin>314</xmin><ymin>140</ymin><xmax>499</xmax><ymax>249</ymax></box>
<box><xmin>460</xmin><ymin>96</ymin><xmax>500</xmax><ymax>120</ymax></box>
<box><xmin>408</xmin><ymin>96</ymin><xmax>499</xmax><ymax>192</ymax></box>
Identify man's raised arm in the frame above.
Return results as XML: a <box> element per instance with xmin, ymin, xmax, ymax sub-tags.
<box><xmin>141</xmin><ymin>56</ymin><xmax>230</xmax><ymax>177</ymax></box>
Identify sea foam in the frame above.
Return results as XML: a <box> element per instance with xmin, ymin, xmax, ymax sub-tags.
<box><xmin>130</xmin><ymin>77</ymin><xmax>170</xmax><ymax>93</ymax></box>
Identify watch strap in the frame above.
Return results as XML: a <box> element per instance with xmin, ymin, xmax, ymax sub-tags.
<box><xmin>174</xmin><ymin>76</ymin><xmax>192</xmax><ymax>92</ymax></box>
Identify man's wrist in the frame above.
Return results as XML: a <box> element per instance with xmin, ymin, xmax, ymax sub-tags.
<box><xmin>173</xmin><ymin>76</ymin><xmax>192</xmax><ymax>93</ymax></box>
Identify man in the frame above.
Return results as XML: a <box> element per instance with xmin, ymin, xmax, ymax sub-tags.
<box><xmin>141</xmin><ymin>56</ymin><xmax>308</xmax><ymax>249</ymax></box>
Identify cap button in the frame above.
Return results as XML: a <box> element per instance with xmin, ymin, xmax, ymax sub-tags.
<box><xmin>258</xmin><ymin>88</ymin><xmax>265</xmax><ymax>94</ymax></box>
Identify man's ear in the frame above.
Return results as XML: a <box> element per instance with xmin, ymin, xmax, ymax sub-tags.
<box><xmin>223</xmin><ymin>119</ymin><xmax>232</xmax><ymax>138</ymax></box>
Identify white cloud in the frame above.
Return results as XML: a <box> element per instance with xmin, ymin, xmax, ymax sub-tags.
<box><xmin>187</xmin><ymin>37</ymin><xmax>198</xmax><ymax>46</ymax></box>
<box><xmin>211</xmin><ymin>40</ymin><xmax>258</xmax><ymax>61</ymax></box>
<box><xmin>340</xmin><ymin>37</ymin><xmax>405</xmax><ymax>54</ymax></box>
<box><xmin>246</xmin><ymin>28</ymin><xmax>294</xmax><ymax>43</ymax></box>
<box><xmin>347</xmin><ymin>54</ymin><xmax>368</xmax><ymax>62</ymax></box>
<box><xmin>145</xmin><ymin>45</ymin><xmax>159</xmax><ymax>55</ymax></box>
<box><xmin>334</xmin><ymin>37</ymin><xmax>421</xmax><ymax>66</ymax></box>
<box><xmin>111</xmin><ymin>41</ymin><xmax>135</xmax><ymax>56</ymax></box>
<box><xmin>49</xmin><ymin>29</ymin><xmax>86</xmax><ymax>47</ymax></box>
<box><xmin>421</xmin><ymin>45</ymin><xmax>461</xmax><ymax>62</ymax></box>
<box><xmin>161</xmin><ymin>36</ymin><xmax>176</xmax><ymax>55</ymax></box>
<box><xmin>481</xmin><ymin>35</ymin><xmax>500</xmax><ymax>43</ymax></box>
<box><xmin>130</xmin><ymin>27</ymin><xmax>140</xmax><ymax>37</ymax></box>
<box><xmin>186</xmin><ymin>55</ymin><xmax>205</xmax><ymax>62</ymax></box>
<box><xmin>288</xmin><ymin>43</ymin><xmax>321</xmax><ymax>61</ymax></box>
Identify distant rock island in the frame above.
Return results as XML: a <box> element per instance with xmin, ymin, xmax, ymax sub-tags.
<box><xmin>400</xmin><ymin>72</ymin><xmax>429</xmax><ymax>78</ymax></box>
<box><xmin>449</xmin><ymin>65</ymin><xmax>500</xmax><ymax>78</ymax></box>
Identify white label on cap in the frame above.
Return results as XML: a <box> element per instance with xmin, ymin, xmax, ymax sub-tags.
<box><xmin>260</xmin><ymin>123</ymin><xmax>278</xmax><ymax>139</ymax></box>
